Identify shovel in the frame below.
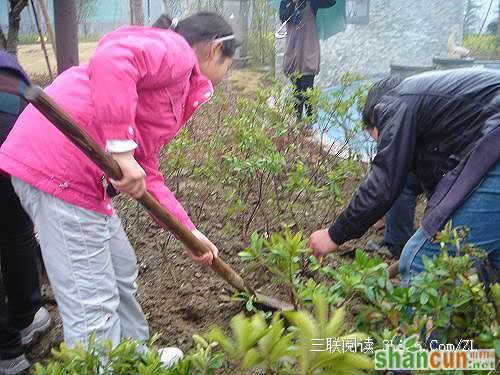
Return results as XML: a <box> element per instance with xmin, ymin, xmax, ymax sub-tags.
<box><xmin>2</xmin><ymin>75</ymin><xmax>293</xmax><ymax>311</ymax></box>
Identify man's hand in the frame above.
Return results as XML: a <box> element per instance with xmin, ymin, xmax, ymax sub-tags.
<box><xmin>189</xmin><ymin>229</ymin><xmax>219</xmax><ymax>267</ymax></box>
<box><xmin>110</xmin><ymin>151</ymin><xmax>146</xmax><ymax>199</ymax></box>
<box><xmin>309</xmin><ymin>228</ymin><xmax>338</xmax><ymax>258</ymax></box>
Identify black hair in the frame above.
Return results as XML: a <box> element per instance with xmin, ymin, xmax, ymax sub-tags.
<box><xmin>362</xmin><ymin>76</ymin><xmax>404</xmax><ymax>129</ymax></box>
<box><xmin>153</xmin><ymin>12</ymin><xmax>239</xmax><ymax>58</ymax></box>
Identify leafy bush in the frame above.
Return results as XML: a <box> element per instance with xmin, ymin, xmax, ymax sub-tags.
<box><xmin>159</xmin><ymin>75</ymin><xmax>366</xmax><ymax>238</ymax></box>
<box><xmin>320</xmin><ymin>250</ymin><xmax>401</xmax><ymax>337</ymax></box>
<box><xmin>35</xmin><ymin>300</ymin><xmax>373</xmax><ymax>374</ymax></box>
<box><xmin>238</xmin><ymin>229</ymin><xmax>315</xmax><ymax>308</ymax></box>
<box><xmin>168</xmin><ymin>335</ymin><xmax>225</xmax><ymax>375</ymax></box>
<box><xmin>237</xmin><ymin>222</ymin><xmax>499</xmax><ymax>358</ymax></box>
<box><xmin>400</xmin><ymin>224</ymin><xmax>498</xmax><ymax>347</ymax></box>
<box><xmin>205</xmin><ymin>298</ymin><xmax>373</xmax><ymax>374</ymax></box>
<box><xmin>464</xmin><ymin>34</ymin><xmax>500</xmax><ymax>59</ymax></box>
<box><xmin>247</xmin><ymin>0</ymin><xmax>276</xmax><ymax>67</ymax></box>
<box><xmin>33</xmin><ymin>334</ymin><xmax>168</xmax><ymax>375</ymax></box>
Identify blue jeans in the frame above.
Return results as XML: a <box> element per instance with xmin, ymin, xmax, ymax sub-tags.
<box><xmin>384</xmin><ymin>173</ymin><xmax>422</xmax><ymax>256</ymax></box>
<box><xmin>400</xmin><ymin>162</ymin><xmax>500</xmax><ymax>285</ymax></box>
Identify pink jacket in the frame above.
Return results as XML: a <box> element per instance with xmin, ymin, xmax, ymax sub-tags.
<box><xmin>0</xmin><ymin>27</ymin><xmax>214</xmax><ymax>230</ymax></box>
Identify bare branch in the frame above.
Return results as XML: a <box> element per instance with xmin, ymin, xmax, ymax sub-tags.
<box><xmin>6</xmin><ymin>0</ymin><xmax>29</xmax><ymax>55</ymax></box>
<box><xmin>130</xmin><ymin>0</ymin><xmax>144</xmax><ymax>26</ymax></box>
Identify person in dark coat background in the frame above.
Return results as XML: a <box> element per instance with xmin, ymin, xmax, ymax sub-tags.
<box><xmin>309</xmin><ymin>69</ymin><xmax>500</xmax><ymax>285</ymax></box>
<box><xmin>0</xmin><ymin>51</ymin><xmax>51</xmax><ymax>375</ymax></box>
<box><xmin>279</xmin><ymin>0</ymin><xmax>336</xmax><ymax>120</ymax></box>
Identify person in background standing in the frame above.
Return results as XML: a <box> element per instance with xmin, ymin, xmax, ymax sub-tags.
<box><xmin>280</xmin><ymin>0</ymin><xmax>336</xmax><ymax>120</ymax></box>
<box><xmin>0</xmin><ymin>51</ymin><xmax>51</xmax><ymax>375</ymax></box>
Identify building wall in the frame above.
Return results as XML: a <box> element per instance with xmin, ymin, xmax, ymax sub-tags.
<box><xmin>277</xmin><ymin>0</ymin><xmax>465</xmax><ymax>85</ymax></box>
<box><xmin>0</xmin><ymin>0</ymin><xmax>164</xmax><ymax>36</ymax></box>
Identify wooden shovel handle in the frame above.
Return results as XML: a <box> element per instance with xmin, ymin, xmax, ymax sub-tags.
<box><xmin>24</xmin><ymin>85</ymin><xmax>249</xmax><ymax>293</ymax></box>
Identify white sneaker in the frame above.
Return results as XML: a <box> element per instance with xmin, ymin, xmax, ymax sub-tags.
<box><xmin>158</xmin><ymin>347</ymin><xmax>184</xmax><ymax>369</ymax></box>
<box><xmin>0</xmin><ymin>354</ymin><xmax>30</xmax><ymax>375</ymax></box>
<box><xmin>20</xmin><ymin>307</ymin><xmax>51</xmax><ymax>347</ymax></box>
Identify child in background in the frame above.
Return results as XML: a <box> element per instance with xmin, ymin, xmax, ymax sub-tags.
<box><xmin>0</xmin><ymin>12</ymin><xmax>237</xmax><ymax>367</ymax></box>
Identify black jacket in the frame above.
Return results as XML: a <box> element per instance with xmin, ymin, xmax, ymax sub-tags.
<box><xmin>279</xmin><ymin>0</ymin><xmax>336</xmax><ymax>22</ymax></box>
<box><xmin>329</xmin><ymin>68</ymin><xmax>500</xmax><ymax>245</ymax></box>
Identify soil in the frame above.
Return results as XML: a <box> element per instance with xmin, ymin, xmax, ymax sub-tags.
<box><xmin>15</xmin><ymin>65</ymin><xmax>423</xmax><ymax>367</ymax></box>
<box><xmin>27</xmin><ymin>164</ymin><xmax>415</xmax><ymax>367</ymax></box>
<box><xmin>17</xmin><ymin>42</ymin><xmax>98</xmax><ymax>77</ymax></box>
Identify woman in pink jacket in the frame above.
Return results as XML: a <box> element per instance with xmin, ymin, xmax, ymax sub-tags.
<box><xmin>0</xmin><ymin>12</ymin><xmax>237</xmax><ymax>366</ymax></box>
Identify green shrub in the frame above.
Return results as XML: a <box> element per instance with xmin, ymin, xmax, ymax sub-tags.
<box><xmin>160</xmin><ymin>75</ymin><xmax>366</xmax><ymax>237</ymax></box>
<box><xmin>205</xmin><ymin>298</ymin><xmax>373</xmax><ymax>374</ymax></box>
<box><xmin>401</xmin><ymin>223</ymin><xmax>498</xmax><ymax>346</ymax></box>
<box><xmin>239</xmin><ymin>229</ymin><xmax>316</xmax><ymax>309</ymax></box>
<box><xmin>237</xmin><ymin>223</ymin><xmax>498</xmax><ymax>356</ymax></box>
<box><xmin>464</xmin><ymin>34</ymin><xmax>500</xmax><ymax>59</ymax></box>
<box><xmin>32</xmin><ymin>334</ymin><xmax>168</xmax><ymax>374</ymax></box>
<box><xmin>247</xmin><ymin>0</ymin><xmax>276</xmax><ymax>67</ymax></box>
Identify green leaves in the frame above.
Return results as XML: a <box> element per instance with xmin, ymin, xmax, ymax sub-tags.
<box><xmin>402</xmin><ymin>224</ymin><xmax>497</xmax><ymax>346</ymax></box>
<box><xmin>167</xmin><ymin>335</ymin><xmax>224</xmax><ymax>375</ymax></box>
<box><xmin>33</xmin><ymin>334</ymin><xmax>171</xmax><ymax>375</ymax></box>
<box><xmin>239</xmin><ymin>229</ymin><xmax>311</xmax><ymax>302</ymax></box>
<box><xmin>284</xmin><ymin>298</ymin><xmax>372</xmax><ymax>374</ymax></box>
<box><xmin>328</xmin><ymin>249</ymin><xmax>392</xmax><ymax>307</ymax></box>
<box><xmin>419</xmin><ymin>292</ymin><xmax>429</xmax><ymax>305</ymax></box>
<box><xmin>325</xmin><ymin>306</ymin><xmax>346</xmax><ymax>339</ymax></box>
<box><xmin>203</xmin><ymin>299</ymin><xmax>372</xmax><ymax>374</ymax></box>
<box><xmin>205</xmin><ymin>312</ymin><xmax>293</xmax><ymax>373</ymax></box>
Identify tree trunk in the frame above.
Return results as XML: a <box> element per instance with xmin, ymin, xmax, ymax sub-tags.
<box><xmin>130</xmin><ymin>0</ymin><xmax>144</xmax><ymax>26</ymax></box>
<box><xmin>54</xmin><ymin>0</ymin><xmax>79</xmax><ymax>74</ymax></box>
<box><xmin>0</xmin><ymin>0</ymin><xmax>29</xmax><ymax>55</ymax></box>
<box><xmin>0</xmin><ymin>25</ymin><xmax>7</xmax><ymax>51</ymax></box>
<box><xmin>36</xmin><ymin>0</ymin><xmax>57</xmax><ymax>56</ymax></box>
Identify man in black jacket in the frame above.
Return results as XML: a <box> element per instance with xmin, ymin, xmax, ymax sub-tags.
<box><xmin>309</xmin><ymin>69</ymin><xmax>500</xmax><ymax>284</ymax></box>
<box><xmin>0</xmin><ymin>51</ymin><xmax>51</xmax><ymax>375</ymax></box>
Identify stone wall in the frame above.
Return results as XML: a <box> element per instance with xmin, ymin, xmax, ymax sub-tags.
<box><xmin>278</xmin><ymin>0</ymin><xmax>465</xmax><ymax>85</ymax></box>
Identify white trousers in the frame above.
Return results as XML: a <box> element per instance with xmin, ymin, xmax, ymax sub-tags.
<box><xmin>12</xmin><ymin>177</ymin><xmax>149</xmax><ymax>348</ymax></box>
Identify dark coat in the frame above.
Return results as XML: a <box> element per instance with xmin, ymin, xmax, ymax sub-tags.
<box><xmin>279</xmin><ymin>0</ymin><xmax>336</xmax><ymax>76</ymax></box>
<box><xmin>329</xmin><ymin>68</ymin><xmax>500</xmax><ymax>245</ymax></box>
<box><xmin>279</xmin><ymin>0</ymin><xmax>336</xmax><ymax>22</ymax></box>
